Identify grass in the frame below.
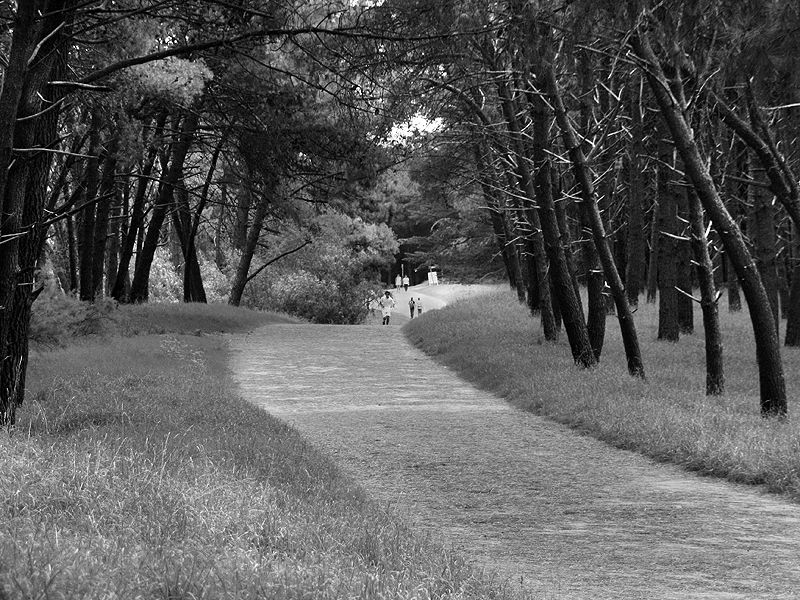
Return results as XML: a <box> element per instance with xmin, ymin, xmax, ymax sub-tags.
<box><xmin>404</xmin><ymin>288</ymin><xmax>800</xmax><ymax>500</ymax></box>
<box><xmin>28</xmin><ymin>293</ymin><xmax>299</xmax><ymax>346</ymax></box>
<box><xmin>1</xmin><ymin>300</ymin><xmax>511</xmax><ymax>599</ymax></box>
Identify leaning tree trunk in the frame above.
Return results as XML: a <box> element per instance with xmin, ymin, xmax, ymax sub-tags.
<box><xmin>544</xmin><ymin>62</ymin><xmax>645</xmax><ymax>378</ymax></box>
<box><xmin>575</xmin><ymin>41</ymin><xmax>606</xmax><ymax>359</ymax></box>
<box><xmin>476</xmin><ymin>147</ymin><xmax>525</xmax><ymax>300</ymax></box>
<box><xmin>129</xmin><ymin>113</ymin><xmax>197</xmax><ymax>304</ymax></box>
<box><xmin>112</xmin><ymin>112</ymin><xmax>165</xmax><ymax>301</ymax></box>
<box><xmin>497</xmin><ymin>101</ymin><xmax>558</xmax><ymax>342</ymax></box>
<box><xmin>499</xmin><ymin>76</ymin><xmax>593</xmax><ymax>365</ymax></box>
<box><xmin>229</xmin><ymin>194</ymin><xmax>271</xmax><ymax>307</ymax></box>
<box><xmin>688</xmin><ymin>189</ymin><xmax>724</xmax><ymax>395</ymax></box>
<box><xmin>171</xmin><ymin>180</ymin><xmax>207</xmax><ymax>303</ymax></box>
<box><xmin>633</xmin><ymin>31</ymin><xmax>786</xmax><ymax>416</ymax></box>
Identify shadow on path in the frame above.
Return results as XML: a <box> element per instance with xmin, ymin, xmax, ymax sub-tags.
<box><xmin>230</xmin><ymin>317</ymin><xmax>800</xmax><ymax>599</ymax></box>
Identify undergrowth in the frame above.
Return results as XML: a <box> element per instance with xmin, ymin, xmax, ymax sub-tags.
<box><xmin>405</xmin><ymin>289</ymin><xmax>800</xmax><ymax>500</ymax></box>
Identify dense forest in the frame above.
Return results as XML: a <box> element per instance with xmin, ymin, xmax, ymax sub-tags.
<box><xmin>1</xmin><ymin>0</ymin><xmax>799</xmax><ymax>423</ymax></box>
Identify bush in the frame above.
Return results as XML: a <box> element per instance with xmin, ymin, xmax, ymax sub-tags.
<box><xmin>30</xmin><ymin>292</ymin><xmax>118</xmax><ymax>345</ymax></box>
<box><xmin>253</xmin><ymin>270</ymin><xmax>374</xmax><ymax>324</ymax></box>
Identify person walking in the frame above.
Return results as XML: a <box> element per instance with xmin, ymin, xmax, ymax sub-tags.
<box><xmin>402</xmin><ymin>275</ymin><xmax>409</xmax><ymax>291</ymax></box>
<box><xmin>408</xmin><ymin>297</ymin><xmax>416</xmax><ymax>318</ymax></box>
<box><xmin>394</xmin><ymin>274</ymin><xmax>402</xmax><ymax>290</ymax></box>
<box><xmin>378</xmin><ymin>291</ymin><xmax>396</xmax><ymax>325</ymax></box>
<box><xmin>416</xmin><ymin>297</ymin><xmax>423</xmax><ymax>317</ymax></box>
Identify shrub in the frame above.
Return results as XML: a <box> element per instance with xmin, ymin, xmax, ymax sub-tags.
<box><xmin>257</xmin><ymin>270</ymin><xmax>374</xmax><ymax>324</ymax></box>
<box><xmin>30</xmin><ymin>291</ymin><xmax>118</xmax><ymax>345</ymax></box>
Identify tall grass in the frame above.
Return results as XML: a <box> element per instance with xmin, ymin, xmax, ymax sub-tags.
<box><xmin>405</xmin><ymin>289</ymin><xmax>800</xmax><ymax>499</ymax></box>
<box><xmin>2</xmin><ymin>302</ymin><xmax>510</xmax><ymax>599</ymax></box>
<box><xmin>28</xmin><ymin>292</ymin><xmax>299</xmax><ymax>347</ymax></box>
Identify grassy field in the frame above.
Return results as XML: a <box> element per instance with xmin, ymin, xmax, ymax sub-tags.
<box><xmin>405</xmin><ymin>289</ymin><xmax>800</xmax><ymax>500</ymax></box>
<box><xmin>1</xmin><ymin>299</ymin><xmax>510</xmax><ymax>599</ymax></box>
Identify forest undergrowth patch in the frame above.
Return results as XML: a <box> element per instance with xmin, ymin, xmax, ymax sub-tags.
<box><xmin>404</xmin><ymin>289</ymin><xmax>800</xmax><ymax>500</ymax></box>
<box><xmin>1</xmin><ymin>302</ymin><xmax>509</xmax><ymax>599</ymax></box>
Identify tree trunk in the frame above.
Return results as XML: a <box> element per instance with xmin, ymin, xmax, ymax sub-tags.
<box><xmin>229</xmin><ymin>193</ymin><xmax>271</xmax><ymax>306</ymax></box>
<box><xmin>676</xmin><ymin>185</ymin><xmax>694</xmax><ymax>334</ymax></box>
<box><xmin>748</xmin><ymin>154</ymin><xmax>780</xmax><ymax>332</ymax></box>
<box><xmin>544</xmin><ymin>62</ymin><xmax>645</xmax><ymax>378</ymax></box>
<box><xmin>0</xmin><ymin>1</ymin><xmax>69</xmax><ymax>424</ymax></box>
<box><xmin>129</xmin><ymin>113</ymin><xmax>197</xmax><ymax>303</ymax></box>
<box><xmin>92</xmin><ymin>136</ymin><xmax>118</xmax><ymax>299</ymax></box>
<box><xmin>646</xmin><ymin>195</ymin><xmax>659</xmax><ymax>303</ymax></box>
<box><xmin>633</xmin><ymin>31</ymin><xmax>786</xmax><ymax>416</ymax></box>
<box><xmin>574</xmin><ymin>40</ymin><xmax>606</xmax><ymax>359</ymax></box>
<box><xmin>105</xmin><ymin>183</ymin><xmax>122</xmax><ymax>297</ymax></box>
<box><xmin>786</xmin><ymin>265</ymin><xmax>800</xmax><ymax>346</ymax></box>
<box><xmin>786</xmin><ymin>224</ymin><xmax>800</xmax><ymax>345</ymax></box>
<box><xmin>655</xmin><ymin>133</ymin><xmax>680</xmax><ymax>341</ymax></box>
<box><xmin>688</xmin><ymin>189</ymin><xmax>724</xmax><ymax>395</ymax></box>
<box><xmin>625</xmin><ymin>73</ymin><xmax>647</xmax><ymax>306</ymax></box>
<box><xmin>171</xmin><ymin>181</ymin><xmax>207</xmax><ymax>303</ymax></box>
<box><xmin>77</xmin><ymin>111</ymin><xmax>101</xmax><ymax>300</ymax></box>
<box><xmin>476</xmin><ymin>146</ymin><xmax>525</xmax><ymax>300</ymax></box>
<box><xmin>112</xmin><ymin>112</ymin><xmax>165</xmax><ymax>301</ymax></box>
<box><xmin>502</xmin><ymin>78</ymin><xmax>594</xmax><ymax>366</ymax></box>
<box><xmin>66</xmin><ymin>214</ymin><xmax>78</xmax><ymax>293</ymax></box>
<box><xmin>500</xmin><ymin>125</ymin><xmax>556</xmax><ymax>338</ymax></box>
<box><xmin>726</xmin><ymin>253</ymin><xmax>742</xmax><ymax>312</ymax></box>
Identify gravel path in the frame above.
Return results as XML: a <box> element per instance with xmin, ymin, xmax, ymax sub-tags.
<box><xmin>229</xmin><ymin>309</ymin><xmax>800</xmax><ymax>599</ymax></box>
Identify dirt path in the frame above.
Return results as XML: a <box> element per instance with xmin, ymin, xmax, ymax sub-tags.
<box><xmin>229</xmin><ymin>307</ymin><xmax>800</xmax><ymax>599</ymax></box>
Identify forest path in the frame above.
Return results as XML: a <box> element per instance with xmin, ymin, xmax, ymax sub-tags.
<box><xmin>229</xmin><ymin>297</ymin><xmax>800</xmax><ymax>599</ymax></box>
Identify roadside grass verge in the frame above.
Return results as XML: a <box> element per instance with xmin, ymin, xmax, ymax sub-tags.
<box><xmin>404</xmin><ymin>289</ymin><xmax>800</xmax><ymax>500</ymax></box>
<box><xmin>1</xmin><ymin>303</ymin><xmax>509</xmax><ymax>599</ymax></box>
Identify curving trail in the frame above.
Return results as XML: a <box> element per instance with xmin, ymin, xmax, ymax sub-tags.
<box><xmin>229</xmin><ymin>287</ymin><xmax>800</xmax><ymax>599</ymax></box>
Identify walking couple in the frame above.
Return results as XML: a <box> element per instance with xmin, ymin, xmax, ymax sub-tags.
<box><xmin>408</xmin><ymin>297</ymin><xmax>422</xmax><ymax>318</ymax></box>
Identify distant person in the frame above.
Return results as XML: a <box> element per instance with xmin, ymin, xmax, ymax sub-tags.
<box><xmin>408</xmin><ymin>297</ymin><xmax>416</xmax><ymax>318</ymax></box>
<box><xmin>402</xmin><ymin>275</ymin><xmax>409</xmax><ymax>291</ymax></box>
<box><xmin>378</xmin><ymin>291</ymin><xmax>396</xmax><ymax>325</ymax></box>
<box><xmin>394</xmin><ymin>274</ymin><xmax>402</xmax><ymax>290</ymax></box>
<box><xmin>416</xmin><ymin>297</ymin><xmax>423</xmax><ymax>316</ymax></box>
